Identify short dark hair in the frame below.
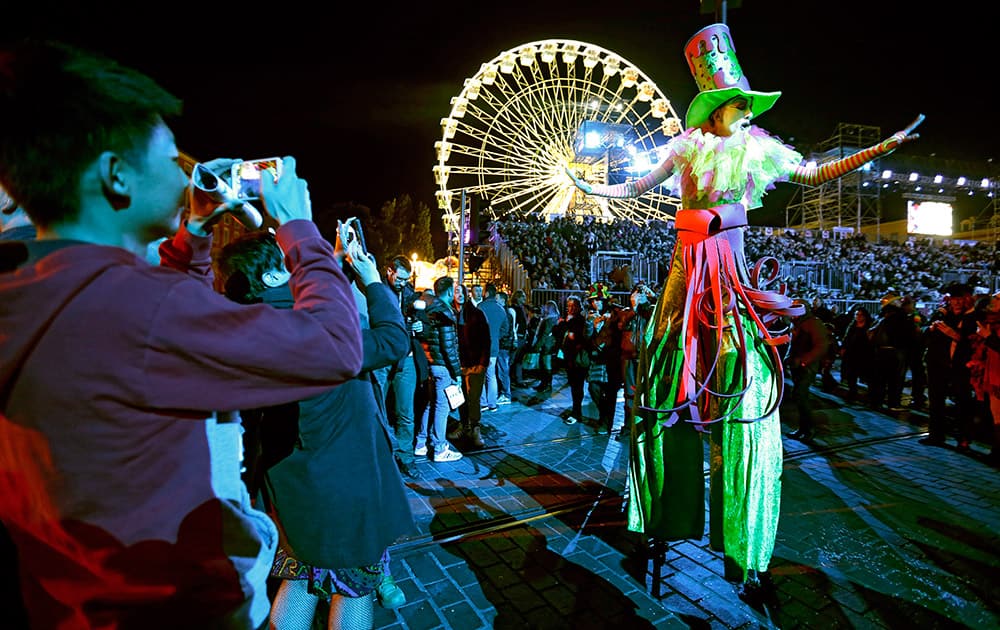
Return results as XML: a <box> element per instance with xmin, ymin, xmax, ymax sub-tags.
<box><xmin>433</xmin><ymin>275</ymin><xmax>454</xmax><ymax>296</ymax></box>
<box><xmin>215</xmin><ymin>232</ymin><xmax>285</xmax><ymax>304</ymax></box>
<box><xmin>484</xmin><ymin>282</ymin><xmax>498</xmax><ymax>298</ymax></box>
<box><xmin>388</xmin><ymin>255</ymin><xmax>411</xmax><ymax>273</ymax></box>
<box><xmin>0</xmin><ymin>39</ymin><xmax>182</xmax><ymax>227</ymax></box>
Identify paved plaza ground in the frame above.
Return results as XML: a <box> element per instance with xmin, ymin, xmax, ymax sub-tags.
<box><xmin>370</xmin><ymin>373</ymin><xmax>999</xmax><ymax>629</ymax></box>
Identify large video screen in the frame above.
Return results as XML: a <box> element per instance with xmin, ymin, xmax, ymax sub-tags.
<box><xmin>907</xmin><ymin>200</ymin><xmax>953</xmax><ymax>236</ymax></box>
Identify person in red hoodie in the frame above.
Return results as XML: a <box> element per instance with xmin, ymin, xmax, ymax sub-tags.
<box><xmin>0</xmin><ymin>40</ymin><xmax>363</xmax><ymax>628</ymax></box>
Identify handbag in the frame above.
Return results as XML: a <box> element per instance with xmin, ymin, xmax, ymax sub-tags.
<box><xmin>444</xmin><ymin>383</ymin><xmax>465</xmax><ymax>410</ymax></box>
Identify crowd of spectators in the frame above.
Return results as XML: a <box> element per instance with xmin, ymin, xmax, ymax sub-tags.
<box><xmin>495</xmin><ymin>215</ymin><xmax>998</xmax><ymax>304</ymax></box>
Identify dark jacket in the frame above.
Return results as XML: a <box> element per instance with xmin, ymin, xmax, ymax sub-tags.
<box><xmin>841</xmin><ymin>320</ymin><xmax>874</xmax><ymax>370</ymax></box>
<box><xmin>868</xmin><ymin>305</ymin><xmax>913</xmax><ymax>350</ymax></box>
<box><xmin>924</xmin><ymin>309</ymin><xmax>957</xmax><ymax>374</ymax></box>
<box><xmin>261</xmin><ymin>281</ymin><xmax>415</xmax><ymax>569</ymax></box>
<box><xmin>510</xmin><ymin>302</ymin><xmax>529</xmax><ymax>345</ymax></box>
<box><xmin>393</xmin><ymin>282</ymin><xmax>430</xmax><ymax>383</ymax></box>
<box><xmin>418</xmin><ymin>297</ymin><xmax>462</xmax><ymax>379</ymax></box>
<box><xmin>457</xmin><ymin>301</ymin><xmax>491</xmax><ymax>370</ymax></box>
<box><xmin>789</xmin><ymin>312</ymin><xmax>832</xmax><ymax>369</ymax></box>
<box><xmin>553</xmin><ymin>314</ymin><xmax>593</xmax><ymax>367</ymax></box>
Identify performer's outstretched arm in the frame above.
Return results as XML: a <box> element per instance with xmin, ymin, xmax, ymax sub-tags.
<box><xmin>565</xmin><ymin>155</ymin><xmax>677</xmax><ymax>199</ymax></box>
<box><xmin>790</xmin><ymin>114</ymin><xmax>924</xmax><ymax>186</ymax></box>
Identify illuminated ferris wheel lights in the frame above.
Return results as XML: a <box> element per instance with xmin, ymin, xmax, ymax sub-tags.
<box><xmin>479</xmin><ymin>63</ymin><xmax>497</xmax><ymax>85</ymax></box>
<box><xmin>602</xmin><ymin>55</ymin><xmax>622</xmax><ymax>76</ymax></box>
<box><xmin>540</xmin><ymin>42</ymin><xmax>559</xmax><ymax>64</ymax></box>
<box><xmin>436</xmin><ymin>39</ymin><xmax>681</xmax><ymax>223</ymax></box>
<box><xmin>621</xmin><ymin>67</ymin><xmax>639</xmax><ymax>88</ymax></box>
<box><xmin>435</xmin><ymin>189</ymin><xmax>453</xmax><ymax>210</ymax></box>
<box><xmin>464</xmin><ymin>78</ymin><xmax>482</xmax><ymax>100</ymax></box>
<box><xmin>450</xmin><ymin>97</ymin><xmax>468</xmax><ymax>118</ymax></box>
<box><xmin>651</xmin><ymin>98</ymin><xmax>670</xmax><ymax>118</ymax></box>
<box><xmin>500</xmin><ymin>52</ymin><xmax>516</xmax><ymax>74</ymax></box>
<box><xmin>561</xmin><ymin>43</ymin><xmax>580</xmax><ymax>64</ymax></box>
<box><xmin>434</xmin><ymin>141</ymin><xmax>453</xmax><ymax>162</ymax></box>
<box><xmin>432</xmin><ymin>165</ymin><xmax>451</xmax><ymax>186</ymax></box>
<box><xmin>519</xmin><ymin>45</ymin><xmax>535</xmax><ymax>67</ymax></box>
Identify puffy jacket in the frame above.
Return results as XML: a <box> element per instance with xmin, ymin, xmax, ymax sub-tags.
<box><xmin>418</xmin><ymin>298</ymin><xmax>461</xmax><ymax>379</ymax></box>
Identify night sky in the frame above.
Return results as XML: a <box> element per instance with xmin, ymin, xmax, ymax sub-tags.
<box><xmin>4</xmin><ymin>1</ymin><xmax>997</xmax><ymax>226</ymax></box>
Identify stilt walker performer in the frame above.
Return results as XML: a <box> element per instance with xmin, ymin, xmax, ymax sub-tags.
<box><xmin>566</xmin><ymin>22</ymin><xmax>924</xmax><ymax>594</ymax></box>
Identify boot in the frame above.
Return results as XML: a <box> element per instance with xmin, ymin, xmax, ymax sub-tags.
<box><xmin>446</xmin><ymin>417</ymin><xmax>464</xmax><ymax>441</ymax></box>
<box><xmin>468</xmin><ymin>423</ymin><xmax>485</xmax><ymax>449</ymax></box>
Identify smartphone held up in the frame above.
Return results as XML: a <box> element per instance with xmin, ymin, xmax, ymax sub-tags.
<box><xmin>230</xmin><ymin>157</ymin><xmax>283</xmax><ymax>201</ymax></box>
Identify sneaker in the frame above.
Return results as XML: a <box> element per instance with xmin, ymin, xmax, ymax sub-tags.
<box><xmin>375</xmin><ymin>574</ymin><xmax>406</xmax><ymax>609</ymax></box>
<box><xmin>414</xmin><ymin>445</ymin><xmax>428</xmax><ymax>457</ymax></box>
<box><xmin>480</xmin><ymin>405</ymin><xmax>491</xmax><ymax>412</ymax></box>
<box><xmin>432</xmin><ymin>446</ymin><xmax>463</xmax><ymax>462</ymax></box>
<box><xmin>563</xmin><ymin>416</ymin><xmax>578</xmax><ymax>425</ymax></box>
<box><xmin>497</xmin><ymin>395</ymin><xmax>511</xmax><ymax>405</ymax></box>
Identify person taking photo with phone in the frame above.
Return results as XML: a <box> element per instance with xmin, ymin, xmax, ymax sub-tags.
<box><xmin>216</xmin><ymin>230</ymin><xmax>415</xmax><ymax>629</ymax></box>
<box><xmin>0</xmin><ymin>39</ymin><xmax>364</xmax><ymax>628</ymax></box>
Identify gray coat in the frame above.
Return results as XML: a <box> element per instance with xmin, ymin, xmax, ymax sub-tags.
<box><xmin>478</xmin><ymin>297</ymin><xmax>510</xmax><ymax>358</ymax></box>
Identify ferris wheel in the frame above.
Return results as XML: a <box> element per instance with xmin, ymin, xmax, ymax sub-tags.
<box><xmin>433</xmin><ymin>39</ymin><xmax>684</xmax><ymax>236</ymax></box>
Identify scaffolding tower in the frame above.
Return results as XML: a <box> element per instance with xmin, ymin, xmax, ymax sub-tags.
<box><xmin>784</xmin><ymin>123</ymin><xmax>883</xmax><ymax>232</ymax></box>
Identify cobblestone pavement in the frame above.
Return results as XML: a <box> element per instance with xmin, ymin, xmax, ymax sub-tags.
<box><xmin>371</xmin><ymin>374</ymin><xmax>1000</xmax><ymax>629</ymax></box>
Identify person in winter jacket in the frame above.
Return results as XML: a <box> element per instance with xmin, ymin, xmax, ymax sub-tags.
<box><xmin>452</xmin><ymin>284</ymin><xmax>491</xmax><ymax>449</ymax></box>
<box><xmin>415</xmin><ymin>276</ymin><xmax>465</xmax><ymax>462</ymax></box>
<box><xmin>552</xmin><ymin>296</ymin><xmax>594</xmax><ymax>424</ymax></box>
<box><xmin>216</xmin><ymin>232</ymin><xmax>415</xmax><ymax>628</ymax></box>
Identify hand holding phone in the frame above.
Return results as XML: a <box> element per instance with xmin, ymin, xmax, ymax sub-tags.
<box><xmin>231</xmin><ymin>157</ymin><xmax>283</xmax><ymax>201</ymax></box>
<box><xmin>345</xmin><ymin>245</ymin><xmax>380</xmax><ymax>286</ymax></box>
<box><xmin>258</xmin><ymin>156</ymin><xmax>311</xmax><ymax>225</ymax></box>
<box><xmin>344</xmin><ymin>217</ymin><xmax>367</xmax><ymax>253</ymax></box>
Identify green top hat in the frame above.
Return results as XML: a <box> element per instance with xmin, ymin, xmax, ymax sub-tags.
<box><xmin>683</xmin><ymin>23</ymin><xmax>781</xmax><ymax>129</ymax></box>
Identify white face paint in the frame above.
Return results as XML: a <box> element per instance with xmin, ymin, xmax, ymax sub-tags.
<box><xmin>711</xmin><ymin>97</ymin><xmax>753</xmax><ymax>137</ymax></box>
